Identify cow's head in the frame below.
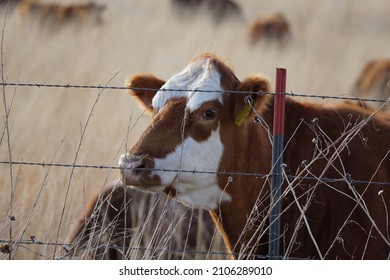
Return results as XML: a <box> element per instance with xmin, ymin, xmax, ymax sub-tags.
<box><xmin>120</xmin><ymin>53</ymin><xmax>271</xmax><ymax>210</ymax></box>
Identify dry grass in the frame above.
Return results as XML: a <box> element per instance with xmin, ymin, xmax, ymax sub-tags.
<box><xmin>0</xmin><ymin>0</ymin><xmax>390</xmax><ymax>259</ymax></box>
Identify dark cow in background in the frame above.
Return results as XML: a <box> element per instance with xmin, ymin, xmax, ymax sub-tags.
<box><xmin>171</xmin><ymin>0</ymin><xmax>244</xmax><ymax>24</ymax></box>
<box><xmin>351</xmin><ymin>58</ymin><xmax>390</xmax><ymax>109</ymax></box>
<box><xmin>120</xmin><ymin>53</ymin><xmax>390</xmax><ymax>259</ymax></box>
<box><xmin>0</xmin><ymin>0</ymin><xmax>22</xmax><ymax>10</ymax></box>
<box><xmin>16</xmin><ymin>0</ymin><xmax>106</xmax><ymax>27</ymax></box>
<box><xmin>247</xmin><ymin>12</ymin><xmax>291</xmax><ymax>46</ymax></box>
<box><xmin>68</xmin><ymin>180</ymin><xmax>224</xmax><ymax>260</ymax></box>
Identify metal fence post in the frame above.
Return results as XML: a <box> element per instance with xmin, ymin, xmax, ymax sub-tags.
<box><xmin>268</xmin><ymin>68</ymin><xmax>287</xmax><ymax>259</ymax></box>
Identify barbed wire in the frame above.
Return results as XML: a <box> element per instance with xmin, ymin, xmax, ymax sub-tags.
<box><xmin>0</xmin><ymin>82</ymin><xmax>127</xmax><ymax>91</ymax></box>
<box><xmin>0</xmin><ymin>238</ymin><xmax>68</xmax><ymax>249</ymax></box>
<box><xmin>1</xmin><ymin>80</ymin><xmax>390</xmax><ymax>260</ymax></box>
<box><xmin>0</xmin><ymin>238</ymin><xmax>232</xmax><ymax>259</ymax></box>
<box><xmin>0</xmin><ymin>238</ymin><xmax>309</xmax><ymax>260</ymax></box>
<box><xmin>0</xmin><ymin>81</ymin><xmax>388</xmax><ymax>104</ymax></box>
<box><xmin>0</xmin><ymin>238</ymin><xmax>283</xmax><ymax>260</ymax></box>
<box><xmin>1</xmin><ymin>160</ymin><xmax>390</xmax><ymax>187</ymax></box>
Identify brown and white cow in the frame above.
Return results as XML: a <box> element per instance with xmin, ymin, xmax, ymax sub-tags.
<box><xmin>68</xmin><ymin>180</ymin><xmax>224</xmax><ymax>260</ymax></box>
<box><xmin>119</xmin><ymin>53</ymin><xmax>390</xmax><ymax>259</ymax></box>
<box><xmin>247</xmin><ymin>12</ymin><xmax>291</xmax><ymax>46</ymax></box>
<box><xmin>16</xmin><ymin>0</ymin><xmax>106</xmax><ymax>27</ymax></box>
<box><xmin>352</xmin><ymin>58</ymin><xmax>390</xmax><ymax>108</ymax></box>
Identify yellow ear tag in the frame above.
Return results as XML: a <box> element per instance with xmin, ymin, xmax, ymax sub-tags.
<box><xmin>235</xmin><ymin>103</ymin><xmax>252</xmax><ymax>126</ymax></box>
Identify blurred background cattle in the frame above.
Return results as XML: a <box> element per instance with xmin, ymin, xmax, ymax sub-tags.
<box><xmin>68</xmin><ymin>180</ymin><xmax>224</xmax><ymax>260</ymax></box>
<box><xmin>0</xmin><ymin>0</ymin><xmax>22</xmax><ymax>10</ymax></box>
<box><xmin>351</xmin><ymin>58</ymin><xmax>390</xmax><ymax>109</ymax></box>
<box><xmin>247</xmin><ymin>12</ymin><xmax>291</xmax><ymax>46</ymax></box>
<box><xmin>15</xmin><ymin>0</ymin><xmax>106</xmax><ymax>29</ymax></box>
<box><xmin>171</xmin><ymin>0</ymin><xmax>244</xmax><ymax>24</ymax></box>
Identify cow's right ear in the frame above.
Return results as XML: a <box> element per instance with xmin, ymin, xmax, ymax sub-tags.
<box><xmin>125</xmin><ymin>74</ymin><xmax>166</xmax><ymax>113</ymax></box>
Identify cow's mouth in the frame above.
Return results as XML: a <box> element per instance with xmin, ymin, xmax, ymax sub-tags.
<box><xmin>163</xmin><ymin>185</ymin><xmax>177</xmax><ymax>198</ymax></box>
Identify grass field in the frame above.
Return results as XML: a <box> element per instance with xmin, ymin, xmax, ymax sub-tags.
<box><xmin>1</xmin><ymin>0</ymin><xmax>390</xmax><ymax>259</ymax></box>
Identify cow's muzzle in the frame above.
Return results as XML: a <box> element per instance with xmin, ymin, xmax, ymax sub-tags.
<box><xmin>119</xmin><ymin>153</ymin><xmax>152</xmax><ymax>186</ymax></box>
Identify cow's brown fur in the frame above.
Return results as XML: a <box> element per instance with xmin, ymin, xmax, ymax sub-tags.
<box><xmin>352</xmin><ymin>58</ymin><xmax>390</xmax><ymax>106</ymax></box>
<box><xmin>123</xmin><ymin>53</ymin><xmax>390</xmax><ymax>259</ymax></box>
<box><xmin>247</xmin><ymin>13</ymin><xmax>291</xmax><ymax>45</ymax></box>
<box><xmin>126</xmin><ymin>74</ymin><xmax>166</xmax><ymax>113</ymax></box>
<box><xmin>68</xmin><ymin>180</ymin><xmax>223</xmax><ymax>259</ymax></box>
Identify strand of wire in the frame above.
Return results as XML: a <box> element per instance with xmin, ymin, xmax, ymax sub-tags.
<box><xmin>1</xmin><ymin>160</ymin><xmax>390</xmax><ymax>186</ymax></box>
<box><xmin>0</xmin><ymin>238</ymin><xmax>233</xmax><ymax>258</ymax></box>
<box><xmin>1</xmin><ymin>82</ymin><xmax>388</xmax><ymax>104</ymax></box>
<box><xmin>0</xmin><ymin>238</ymin><xmax>230</xmax><ymax>256</ymax></box>
<box><xmin>0</xmin><ymin>238</ymin><xmax>280</xmax><ymax>260</ymax></box>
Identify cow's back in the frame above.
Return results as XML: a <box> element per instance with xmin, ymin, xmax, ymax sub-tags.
<box><xmin>280</xmin><ymin>100</ymin><xmax>390</xmax><ymax>259</ymax></box>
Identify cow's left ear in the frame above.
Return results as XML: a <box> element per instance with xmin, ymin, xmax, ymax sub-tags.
<box><xmin>126</xmin><ymin>74</ymin><xmax>166</xmax><ymax>113</ymax></box>
<box><xmin>234</xmin><ymin>75</ymin><xmax>272</xmax><ymax>125</ymax></box>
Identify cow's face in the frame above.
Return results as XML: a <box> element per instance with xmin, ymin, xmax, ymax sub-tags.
<box><xmin>120</xmin><ymin>54</ymin><xmax>270</xmax><ymax>210</ymax></box>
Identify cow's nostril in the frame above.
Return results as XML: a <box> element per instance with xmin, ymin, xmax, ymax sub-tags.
<box><xmin>119</xmin><ymin>153</ymin><xmax>154</xmax><ymax>186</ymax></box>
<box><xmin>132</xmin><ymin>163</ymin><xmax>146</xmax><ymax>175</ymax></box>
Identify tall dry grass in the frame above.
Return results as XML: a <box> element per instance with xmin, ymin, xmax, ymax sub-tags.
<box><xmin>0</xmin><ymin>0</ymin><xmax>390</xmax><ymax>259</ymax></box>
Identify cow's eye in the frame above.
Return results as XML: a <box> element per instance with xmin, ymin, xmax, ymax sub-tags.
<box><xmin>203</xmin><ymin>109</ymin><xmax>217</xmax><ymax>120</ymax></box>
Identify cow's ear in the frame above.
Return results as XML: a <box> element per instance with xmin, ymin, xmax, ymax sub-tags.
<box><xmin>234</xmin><ymin>75</ymin><xmax>272</xmax><ymax>125</ymax></box>
<box><xmin>125</xmin><ymin>74</ymin><xmax>166</xmax><ymax>113</ymax></box>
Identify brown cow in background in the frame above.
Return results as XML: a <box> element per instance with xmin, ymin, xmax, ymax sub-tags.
<box><xmin>247</xmin><ymin>12</ymin><xmax>291</xmax><ymax>45</ymax></box>
<box><xmin>67</xmin><ymin>180</ymin><xmax>224</xmax><ymax>260</ymax></box>
<box><xmin>171</xmin><ymin>0</ymin><xmax>244</xmax><ymax>24</ymax></box>
<box><xmin>0</xmin><ymin>0</ymin><xmax>22</xmax><ymax>9</ymax></box>
<box><xmin>352</xmin><ymin>58</ymin><xmax>390</xmax><ymax>109</ymax></box>
<box><xmin>16</xmin><ymin>0</ymin><xmax>106</xmax><ymax>27</ymax></box>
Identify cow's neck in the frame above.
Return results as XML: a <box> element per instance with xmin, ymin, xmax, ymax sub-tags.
<box><xmin>213</xmin><ymin>103</ymin><xmax>276</xmax><ymax>258</ymax></box>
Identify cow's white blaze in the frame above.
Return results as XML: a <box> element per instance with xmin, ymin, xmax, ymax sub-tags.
<box><xmin>154</xmin><ymin>127</ymin><xmax>231</xmax><ymax>210</ymax></box>
<box><xmin>152</xmin><ymin>57</ymin><xmax>224</xmax><ymax>112</ymax></box>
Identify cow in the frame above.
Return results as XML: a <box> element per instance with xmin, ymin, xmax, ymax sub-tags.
<box><xmin>0</xmin><ymin>0</ymin><xmax>22</xmax><ymax>9</ymax></box>
<box><xmin>68</xmin><ymin>180</ymin><xmax>224</xmax><ymax>260</ymax></box>
<box><xmin>247</xmin><ymin>12</ymin><xmax>291</xmax><ymax>46</ymax></box>
<box><xmin>171</xmin><ymin>0</ymin><xmax>244</xmax><ymax>24</ymax></box>
<box><xmin>351</xmin><ymin>58</ymin><xmax>390</xmax><ymax>109</ymax></box>
<box><xmin>118</xmin><ymin>53</ymin><xmax>390</xmax><ymax>259</ymax></box>
<box><xmin>16</xmin><ymin>0</ymin><xmax>106</xmax><ymax>27</ymax></box>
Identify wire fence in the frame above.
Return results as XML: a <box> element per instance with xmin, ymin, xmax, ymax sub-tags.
<box><xmin>0</xmin><ymin>238</ymin><xmax>299</xmax><ymax>260</ymax></box>
<box><xmin>0</xmin><ymin>238</ymin><xmax>267</xmax><ymax>260</ymax></box>
<box><xmin>1</xmin><ymin>160</ymin><xmax>390</xmax><ymax>187</ymax></box>
<box><xmin>1</xmin><ymin>81</ymin><xmax>389</xmax><ymax>104</ymax></box>
<box><xmin>1</xmin><ymin>80</ymin><xmax>390</xmax><ymax>260</ymax></box>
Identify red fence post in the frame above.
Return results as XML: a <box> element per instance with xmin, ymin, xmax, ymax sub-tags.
<box><xmin>268</xmin><ymin>68</ymin><xmax>287</xmax><ymax>259</ymax></box>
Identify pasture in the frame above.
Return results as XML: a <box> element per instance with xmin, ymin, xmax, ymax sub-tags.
<box><xmin>0</xmin><ymin>0</ymin><xmax>390</xmax><ymax>260</ymax></box>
